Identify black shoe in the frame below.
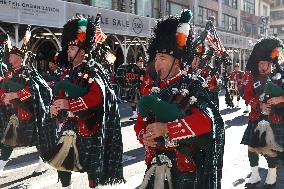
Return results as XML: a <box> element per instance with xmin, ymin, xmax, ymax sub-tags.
<box><xmin>244</xmin><ymin>181</ymin><xmax>261</xmax><ymax>188</ymax></box>
<box><xmin>31</xmin><ymin>169</ymin><xmax>47</xmax><ymax>176</ymax></box>
<box><xmin>129</xmin><ymin>117</ymin><xmax>137</xmax><ymax>120</ymax></box>
<box><xmin>264</xmin><ymin>182</ymin><xmax>276</xmax><ymax>189</ymax></box>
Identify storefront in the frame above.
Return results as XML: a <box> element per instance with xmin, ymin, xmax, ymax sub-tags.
<box><xmin>0</xmin><ymin>0</ymin><xmax>156</xmax><ymax>72</ymax></box>
<box><xmin>0</xmin><ymin>0</ymin><xmax>257</xmax><ymax>73</ymax></box>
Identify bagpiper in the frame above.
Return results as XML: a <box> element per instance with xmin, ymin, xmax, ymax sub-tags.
<box><xmin>229</xmin><ymin>63</ymin><xmax>247</xmax><ymax>110</ymax></box>
<box><xmin>134</xmin><ymin>9</ymin><xmax>224</xmax><ymax>189</ymax></box>
<box><xmin>241</xmin><ymin>37</ymin><xmax>284</xmax><ymax>188</ymax></box>
<box><xmin>129</xmin><ymin>56</ymin><xmax>145</xmax><ymax>120</ymax></box>
<box><xmin>0</xmin><ymin>29</ymin><xmax>55</xmax><ymax>175</ymax></box>
<box><xmin>44</xmin><ymin>50</ymin><xmax>65</xmax><ymax>88</ymax></box>
<box><xmin>48</xmin><ymin>16</ymin><xmax>124</xmax><ymax>189</ymax></box>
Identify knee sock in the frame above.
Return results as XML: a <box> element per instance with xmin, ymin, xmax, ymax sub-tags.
<box><xmin>131</xmin><ymin>105</ymin><xmax>136</xmax><ymax>112</ymax></box>
<box><xmin>266</xmin><ymin>156</ymin><xmax>278</xmax><ymax>168</ymax></box>
<box><xmin>58</xmin><ymin>171</ymin><xmax>72</xmax><ymax>187</ymax></box>
<box><xmin>0</xmin><ymin>144</ymin><xmax>13</xmax><ymax>161</ymax></box>
<box><xmin>88</xmin><ymin>173</ymin><xmax>97</xmax><ymax>188</ymax></box>
<box><xmin>248</xmin><ymin>151</ymin><xmax>259</xmax><ymax>167</ymax></box>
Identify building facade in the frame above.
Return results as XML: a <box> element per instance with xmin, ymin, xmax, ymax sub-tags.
<box><xmin>189</xmin><ymin>0</ymin><xmax>272</xmax><ymax>70</ymax></box>
<box><xmin>0</xmin><ymin>0</ymin><xmax>155</xmax><ymax>73</ymax></box>
<box><xmin>270</xmin><ymin>0</ymin><xmax>284</xmax><ymax>40</ymax></box>
<box><xmin>0</xmin><ymin>0</ymin><xmax>271</xmax><ymax>73</ymax></box>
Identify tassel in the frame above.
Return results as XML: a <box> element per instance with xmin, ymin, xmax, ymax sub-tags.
<box><xmin>139</xmin><ymin>161</ymin><xmax>173</xmax><ymax>189</ymax></box>
<box><xmin>62</xmin><ymin>147</ymin><xmax>75</xmax><ymax>170</ymax></box>
<box><xmin>251</xmin><ymin>130</ymin><xmax>267</xmax><ymax>148</ymax></box>
<box><xmin>41</xmin><ymin>143</ymin><xmax>63</xmax><ymax>162</ymax></box>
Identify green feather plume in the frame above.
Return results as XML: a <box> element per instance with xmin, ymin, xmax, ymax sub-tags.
<box><xmin>179</xmin><ymin>9</ymin><xmax>192</xmax><ymax>23</ymax></box>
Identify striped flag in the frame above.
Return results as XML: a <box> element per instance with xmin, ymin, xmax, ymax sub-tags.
<box><xmin>279</xmin><ymin>51</ymin><xmax>284</xmax><ymax>65</ymax></box>
<box><xmin>95</xmin><ymin>25</ymin><xmax>107</xmax><ymax>44</ymax></box>
<box><xmin>206</xmin><ymin>25</ymin><xmax>226</xmax><ymax>55</ymax></box>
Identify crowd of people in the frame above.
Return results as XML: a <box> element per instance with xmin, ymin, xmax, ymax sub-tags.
<box><xmin>0</xmin><ymin>8</ymin><xmax>283</xmax><ymax>189</ymax></box>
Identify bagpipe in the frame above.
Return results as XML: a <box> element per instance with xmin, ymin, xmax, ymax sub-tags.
<box><xmin>137</xmin><ymin>18</ymin><xmax>216</xmax><ymax>129</ymax></box>
<box><xmin>188</xmin><ymin>17</ymin><xmax>233</xmax><ymax>107</ymax></box>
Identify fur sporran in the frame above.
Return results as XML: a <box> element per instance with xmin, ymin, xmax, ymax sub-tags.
<box><xmin>1</xmin><ymin>114</ymin><xmax>19</xmax><ymax>146</ymax></box>
<box><xmin>251</xmin><ymin>119</ymin><xmax>284</xmax><ymax>156</ymax></box>
<box><xmin>46</xmin><ymin>130</ymin><xmax>82</xmax><ymax>172</ymax></box>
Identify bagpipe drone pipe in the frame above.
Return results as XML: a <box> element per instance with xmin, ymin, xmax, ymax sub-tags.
<box><xmin>184</xmin><ymin>16</ymin><xmax>233</xmax><ymax>108</ymax></box>
<box><xmin>201</xmin><ymin>17</ymin><xmax>233</xmax><ymax>108</ymax></box>
<box><xmin>215</xmin><ymin>53</ymin><xmax>234</xmax><ymax>108</ymax></box>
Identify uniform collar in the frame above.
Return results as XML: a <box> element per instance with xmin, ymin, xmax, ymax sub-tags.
<box><xmin>160</xmin><ymin>72</ymin><xmax>182</xmax><ymax>88</ymax></box>
<box><xmin>72</xmin><ymin>62</ymin><xmax>83</xmax><ymax>70</ymax></box>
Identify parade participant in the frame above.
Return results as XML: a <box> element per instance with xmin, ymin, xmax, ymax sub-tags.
<box><xmin>130</xmin><ymin>56</ymin><xmax>145</xmax><ymax>120</ymax></box>
<box><xmin>49</xmin><ymin>16</ymin><xmax>124</xmax><ymax>189</ymax></box>
<box><xmin>200</xmin><ymin>64</ymin><xmax>220</xmax><ymax>107</ymax></box>
<box><xmin>0</xmin><ymin>33</ymin><xmax>53</xmax><ymax>175</ymax></box>
<box><xmin>241</xmin><ymin>37</ymin><xmax>284</xmax><ymax>188</ymax></box>
<box><xmin>188</xmin><ymin>48</ymin><xmax>220</xmax><ymax>107</ymax></box>
<box><xmin>0</xmin><ymin>34</ymin><xmax>9</xmax><ymax>174</ymax></box>
<box><xmin>134</xmin><ymin>10</ymin><xmax>224</xmax><ymax>189</ymax></box>
<box><xmin>229</xmin><ymin>63</ymin><xmax>245</xmax><ymax>108</ymax></box>
<box><xmin>44</xmin><ymin>50</ymin><xmax>64</xmax><ymax>88</ymax></box>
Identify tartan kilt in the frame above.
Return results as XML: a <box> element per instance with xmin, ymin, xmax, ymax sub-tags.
<box><xmin>37</xmin><ymin>117</ymin><xmax>58</xmax><ymax>156</ymax></box>
<box><xmin>59</xmin><ymin>119</ymin><xmax>102</xmax><ymax>174</ymax></box>
<box><xmin>241</xmin><ymin>120</ymin><xmax>284</xmax><ymax>147</ymax></box>
<box><xmin>0</xmin><ymin>106</ymin><xmax>7</xmax><ymax>139</ymax></box>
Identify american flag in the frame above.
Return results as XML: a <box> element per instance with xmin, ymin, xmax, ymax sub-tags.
<box><xmin>206</xmin><ymin>25</ymin><xmax>226</xmax><ymax>55</ymax></box>
<box><xmin>279</xmin><ymin>51</ymin><xmax>284</xmax><ymax>65</ymax></box>
<box><xmin>95</xmin><ymin>25</ymin><xmax>107</xmax><ymax>44</ymax></box>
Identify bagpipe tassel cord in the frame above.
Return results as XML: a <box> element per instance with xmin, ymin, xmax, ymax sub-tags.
<box><xmin>49</xmin><ymin>130</ymin><xmax>82</xmax><ymax>172</ymax></box>
<box><xmin>139</xmin><ymin>164</ymin><xmax>173</xmax><ymax>189</ymax></box>
<box><xmin>1</xmin><ymin>114</ymin><xmax>19</xmax><ymax>146</ymax></box>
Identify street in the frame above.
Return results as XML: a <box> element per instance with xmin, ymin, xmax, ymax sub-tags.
<box><xmin>0</xmin><ymin>93</ymin><xmax>283</xmax><ymax>189</ymax></box>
